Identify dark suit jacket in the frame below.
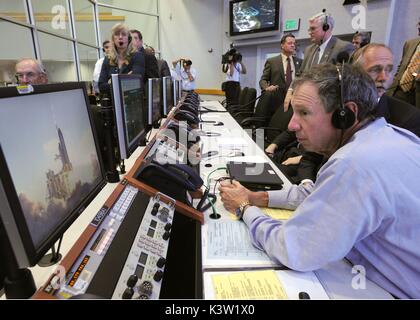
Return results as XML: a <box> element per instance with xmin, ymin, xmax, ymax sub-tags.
<box><xmin>157</xmin><ymin>59</ymin><xmax>171</xmax><ymax>77</ymax></box>
<box><xmin>300</xmin><ymin>36</ymin><xmax>354</xmax><ymax>73</ymax></box>
<box><xmin>141</xmin><ymin>47</ymin><xmax>159</xmax><ymax>82</ymax></box>
<box><xmin>259</xmin><ymin>54</ymin><xmax>302</xmax><ymax>92</ymax></box>
<box><xmin>377</xmin><ymin>95</ymin><xmax>420</xmax><ymax>137</ymax></box>
<box><xmin>387</xmin><ymin>38</ymin><xmax>420</xmax><ymax>96</ymax></box>
<box><xmin>259</xmin><ymin>55</ymin><xmax>302</xmax><ymax>112</ymax></box>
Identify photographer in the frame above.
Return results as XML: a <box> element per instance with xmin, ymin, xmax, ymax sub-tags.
<box><xmin>222</xmin><ymin>48</ymin><xmax>247</xmax><ymax>107</ymax></box>
<box><xmin>172</xmin><ymin>57</ymin><xmax>197</xmax><ymax>92</ymax></box>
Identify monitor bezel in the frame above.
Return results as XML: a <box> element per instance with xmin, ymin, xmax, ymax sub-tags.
<box><xmin>229</xmin><ymin>0</ymin><xmax>280</xmax><ymax>37</ymax></box>
<box><xmin>0</xmin><ymin>82</ymin><xmax>107</xmax><ymax>268</ymax></box>
<box><xmin>111</xmin><ymin>74</ymin><xmax>145</xmax><ymax>159</ymax></box>
<box><xmin>147</xmin><ymin>78</ymin><xmax>162</xmax><ymax>126</ymax></box>
<box><xmin>162</xmin><ymin>76</ymin><xmax>174</xmax><ymax>116</ymax></box>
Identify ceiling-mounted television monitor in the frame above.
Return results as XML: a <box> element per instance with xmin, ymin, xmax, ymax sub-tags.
<box><xmin>229</xmin><ymin>0</ymin><xmax>280</xmax><ymax>38</ymax></box>
<box><xmin>111</xmin><ymin>74</ymin><xmax>146</xmax><ymax>159</ymax></box>
<box><xmin>0</xmin><ymin>83</ymin><xmax>106</xmax><ymax>268</ymax></box>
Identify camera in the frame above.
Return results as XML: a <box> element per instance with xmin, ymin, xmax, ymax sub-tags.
<box><xmin>222</xmin><ymin>48</ymin><xmax>242</xmax><ymax>64</ymax></box>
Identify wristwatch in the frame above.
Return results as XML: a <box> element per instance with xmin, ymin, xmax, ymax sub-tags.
<box><xmin>235</xmin><ymin>201</ymin><xmax>250</xmax><ymax>220</ymax></box>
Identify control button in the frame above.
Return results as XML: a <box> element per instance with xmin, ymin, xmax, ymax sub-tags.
<box><xmin>122</xmin><ymin>287</ymin><xmax>134</xmax><ymax>299</ymax></box>
<box><xmin>138</xmin><ymin>281</ymin><xmax>153</xmax><ymax>296</ymax></box>
<box><xmin>127</xmin><ymin>274</ymin><xmax>138</xmax><ymax>288</ymax></box>
<box><xmin>156</xmin><ymin>257</ymin><xmax>166</xmax><ymax>268</ymax></box>
<box><xmin>158</xmin><ymin>207</ymin><xmax>169</xmax><ymax>222</ymax></box>
<box><xmin>154</xmin><ymin>270</ymin><xmax>164</xmax><ymax>282</ymax></box>
<box><xmin>138</xmin><ymin>294</ymin><xmax>149</xmax><ymax>300</ymax></box>
<box><xmin>164</xmin><ymin>223</ymin><xmax>172</xmax><ymax>231</ymax></box>
<box><xmin>153</xmin><ymin>203</ymin><xmax>160</xmax><ymax>210</ymax></box>
<box><xmin>162</xmin><ymin>231</ymin><xmax>171</xmax><ymax>241</ymax></box>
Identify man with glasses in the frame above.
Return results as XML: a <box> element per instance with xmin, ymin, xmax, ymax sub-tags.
<box><xmin>300</xmin><ymin>11</ymin><xmax>353</xmax><ymax>73</ymax></box>
<box><xmin>15</xmin><ymin>58</ymin><xmax>48</xmax><ymax>85</ymax></box>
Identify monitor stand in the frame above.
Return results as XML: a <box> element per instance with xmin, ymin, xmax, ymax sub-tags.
<box><xmin>37</xmin><ymin>236</ymin><xmax>63</xmax><ymax>267</ymax></box>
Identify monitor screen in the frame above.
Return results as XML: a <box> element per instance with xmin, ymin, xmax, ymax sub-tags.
<box><xmin>229</xmin><ymin>0</ymin><xmax>280</xmax><ymax>37</ymax></box>
<box><xmin>111</xmin><ymin>74</ymin><xmax>145</xmax><ymax>159</ymax></box>
<box><xmin>147</xmin><ymin>78</ymin><xmax>162</xmax><ymax>126</ymax></box>
<box><xmin>162</xmin><ymin>76</ymin><xmax>174</xmax><ymax>116</ymax></box>
<box><xmin>0</xmin><ymin>83</ymin><xmax>106</xmax><ymax>268</ymax></box>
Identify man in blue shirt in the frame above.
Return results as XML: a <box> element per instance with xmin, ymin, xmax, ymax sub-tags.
<box><xmin>219</xmin><ymin>64</ymin><xmax>420</xmax><ymax>299</ymax></box>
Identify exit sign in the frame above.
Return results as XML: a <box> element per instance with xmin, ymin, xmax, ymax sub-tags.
<box><xmin>284</xmin><ymin>19</ymin><xmax>300</xmax><ymax>31</ymax></box>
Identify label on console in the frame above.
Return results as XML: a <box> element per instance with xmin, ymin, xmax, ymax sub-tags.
<box><xmin>91</xmin><ymin>206</ymin><xmax>109</xmax><ymax>227</ymax></box>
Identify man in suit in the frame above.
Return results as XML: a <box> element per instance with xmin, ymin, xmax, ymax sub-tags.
<box><xmin>259</xmin><ymin>33</ymin><xmax>302</xmax><ymax>116</ymax></box>
<box><xmin>269</xmin><ymin>44</ymin><xmax>420</xmax><ymax>185</ymax></box>
<box><xmin>300</xmin><ymin>11</ymin><xmax>354</xmax><ymax>73</ymax></box>
<box><xmin>145</xmin><ymin>46</ymin><xmax>171</xmax><ymax>78</ymax></box>
<box><xmin>387</xmin><ymin>24</ymin><xmax>420</xmax><ymax>107</ymax></box>
<box><xmin>130</xmin><ymin>29</ymin><xmax>159</xmax><ymax>83</ymax></box>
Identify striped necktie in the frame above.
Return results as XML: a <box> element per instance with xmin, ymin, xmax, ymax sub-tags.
<box><xmin>400</xmin><ymin>44</ymin><xmax>420</xmax><ymax>92</ymax></box>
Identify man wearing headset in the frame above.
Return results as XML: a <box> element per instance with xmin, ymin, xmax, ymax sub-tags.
<box><xmin>14</xmin><ymin>58</ymin><xmax>48</xmax><ymax>85</ymax></box>
<box><xmin>300</xmin><ymin>11</ymin><xmax>354</xmax><ymax>73</ymax></box>
<box><xmin>219</xmin><ymin>64</ymin><xmax>420</xmax><ymax>299</ymax></box>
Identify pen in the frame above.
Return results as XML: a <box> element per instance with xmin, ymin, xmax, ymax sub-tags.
<box><xmin>298</xmin><ymin>291</ymin><xmax>310</xmax><ymax>299</ymax></box>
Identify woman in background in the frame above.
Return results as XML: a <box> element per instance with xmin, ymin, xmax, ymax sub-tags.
<box><xmin>98</xmin><ymin>23</ymin><xmax>145</xmax><ymax>95</ymax></box>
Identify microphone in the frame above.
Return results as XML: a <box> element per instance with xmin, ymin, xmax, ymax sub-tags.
<box><xmin>336</xmin><ymin>51</ymin><xmax>350</xmax><ymax>64</ymax></box>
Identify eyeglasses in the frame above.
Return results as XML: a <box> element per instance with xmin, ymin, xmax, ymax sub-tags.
<box><xmin>15</xmin><ymin>72</ymin><xmax>41</xmax><ymax>80</ymax></box>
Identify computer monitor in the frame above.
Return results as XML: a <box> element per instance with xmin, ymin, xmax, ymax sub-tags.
<box><xmin>0</xmin><ymin>83</ymin><xmax>106</xmax><ymax>268</ymax></box>
<box><xmin>111</xmin><ymin>74</ymin><xmax>146</xmax><ymax>159</ymax></box>
<box><xmin>147</xmin><ymin>78</ymin><xmax>162</xmax><ymax>127</ymax></box>
<box><xmin>162</xmin><ymin>76</ymin><xmax>174</xmax><ymax>116</ymax></box>
<box><xmin>173</xmin><ymin>80</ymin><xmax>182</xmax><ymax>106</ymax></box>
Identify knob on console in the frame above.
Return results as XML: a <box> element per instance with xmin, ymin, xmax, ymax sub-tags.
<box><xmin>122</xmin><ymin>287</ymin><xmax>134</xmax><ymax>299</ymax></box>
<box><xmin>164</xmin><ymin>223</ymin><xmax>172</xmax><ymax>231</ymax></box>
<box><xmin>154</xmin><ymin>270</ymin><xmax>164</xmax><ymax>282</ymax></box>
<box><xmin>162</xmin><ymin>231</ymin><xmax>171</xmax><ymax>241</ymax></box>
<box><xmin>156</xmin><ymin>257</ymin><xmax>166</xmax><ymax>268</ymax></box>
<box><xmin>126</xmin><ymin>274</ymin><xmax>138</xmax><ymax>288</ymax></box>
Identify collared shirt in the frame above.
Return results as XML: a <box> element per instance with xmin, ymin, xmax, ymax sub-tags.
<box><xmin>243</xmin><ymin>118</ymin><xmax>420</xmax><ymax>298</ymax></box>
<box><xmin>225</xmin><ymin>62</ymin><xmax>242</xmax><ymax>82</ymax></box>
<box><xmin>317</xmin><ymin>34</ymin><xmax>333</xmax><ymax>64</ymax></box>
<box><xmin>280</xmin><ymin>53</ymin><xmax>296</xmax><ymax>81</ymax></box>
<box><xmin>92</xmin><ymin>57</ymin><xmax>105</xmax><ymax>93</ymax></box>
<box><xmin>175</xmin><ymin>64</ymin><xmax>197</xmax><ymax>91</ymax></box>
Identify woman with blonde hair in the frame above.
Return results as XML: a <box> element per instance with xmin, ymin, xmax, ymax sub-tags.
<box><xmin>98</xmin><ymin>23</ymin><xmax>145</xmax><ymax>94</ymax></box>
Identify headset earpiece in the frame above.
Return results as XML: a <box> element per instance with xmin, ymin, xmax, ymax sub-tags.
<box><xmin>322</xmin><ymin>11</ymin><xmax>330</xmax><ymax>32</ymax></box>
<box><xmin>128</xmin><ymin>33</ymin><xmax>132</xmax><ymax>44</ymax></box>
<box><xmin>331</xmin><ymin>64</ymin><xmax>356</xmax><ymax>130</ymax></box>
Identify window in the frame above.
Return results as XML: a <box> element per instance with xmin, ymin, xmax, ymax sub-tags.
<box><xmin>73</xmin><ymin>0</ymin><xmax>96</xmax><ymax>45</ymax></box>
<box><xmin>0</xmin><ymin>0</ymin><xmax>29</xmax><ymax>23</ymax></box>
<box><xmin>78</xmin><ymin>43</ymin><xmax>98</xmax><ymax>82</ymax></box>
<box><xmin>38</xmin><ymin>32</ymin><xmax>77</xmax><ymax>82</ymax></box>
<box><xmin>31</xmin><ymin>0</ymin><xmax>71</xmax><ymax>37</ymax></box>
<box><xmin>0</xmin><ymin>21</ymin><xmax>35</xmax><ymax>85</ymax></box>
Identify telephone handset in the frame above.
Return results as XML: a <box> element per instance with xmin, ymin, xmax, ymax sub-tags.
<box><xmin>166</xmin><ymin>122</ymin><xmax>200</xmax><ymax>146</ymax></box>
<box><xmin>179</xmin><ymin>103</ymin><xmax>198</xmax><ymax>115</ymax></box>
<box><xmin>136</xmin><ymin>158</ymin><xmax>203</xmax><ymax>205</ymax></box>
<box><xmin>174</xmin><ymin>109</ymin><xmax>200</xmax><ymax>126</ymax></box>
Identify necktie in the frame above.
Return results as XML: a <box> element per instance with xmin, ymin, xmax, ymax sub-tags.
<box><xmin>285</xmin><ymin>57</ymin><xmax>292</xmax><ymax>89</ymax></box>
<box><xmin>400</xmin><ymin>44</ymin><xmax>420</xmax><ymax>92</ymax></box>
<box><xmin>311</xmin><ymin>46</ymin><xmax>320</xmax><ymax>68</ymax></box>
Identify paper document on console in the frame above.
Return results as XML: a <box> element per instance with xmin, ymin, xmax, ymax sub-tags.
<box><xmin>202</xmin><ymin>219</ymin><xmax>280</xmax><ymax>269</ymax></box>
<box><xmin>203</xmin><ymin>269</ymin><xmax>329</xmax><ymax>300</ymax></box>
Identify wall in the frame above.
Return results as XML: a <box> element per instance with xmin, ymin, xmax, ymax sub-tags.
<box><xmin>159</xmin><ymin>0</ymin><xmax>225</xmax><ymax>90</ymax></box>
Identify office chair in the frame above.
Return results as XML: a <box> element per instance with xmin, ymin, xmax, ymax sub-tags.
<box><xmin>235</xmin><ymin>91</ymin><xmax>274</xmax><ymax>128</ymax></box>
<box><xmin>228</xmin><ymin>87</ymin><xmax>257</xmax><ymax>115</ymax></box>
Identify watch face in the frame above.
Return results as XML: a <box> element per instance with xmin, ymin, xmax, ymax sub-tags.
<box><xmin>235</xmin><ymin>207</ymin><xmax>242</xmax><ymax>219</ymax></box>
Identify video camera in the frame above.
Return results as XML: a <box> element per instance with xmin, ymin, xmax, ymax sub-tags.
<box><xmin>222</xmin><ymin>47</ymin><xmax>242</xmax><ymax>64</ymax></box>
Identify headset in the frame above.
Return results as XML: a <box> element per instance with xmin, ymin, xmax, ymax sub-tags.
<box><xmin>331</xmin><ymin>64</ymin><xmax>356</xmax><ymax>130</ymax></box>
<box><xmin>128</xmin><ymin>32</ymin><xmax>132</xmax><ymax>45</ymax></box>
<box><xmin>322</xmin><ymin>9</ymin><xmax>330</xmax><ymax>31</ymax></box>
